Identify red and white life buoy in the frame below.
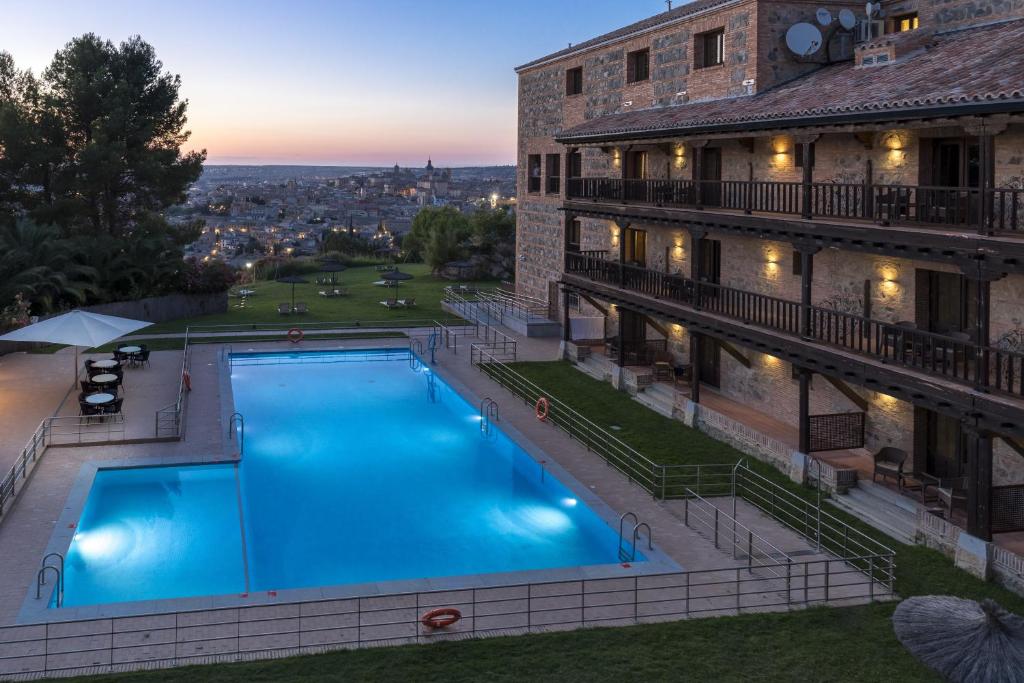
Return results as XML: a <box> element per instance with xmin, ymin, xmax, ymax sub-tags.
<box><xmin>182</xmin><ymin>370</ymin><xmax>192</xmax><ymax>391</ymax></box>
<box><xmin>420</xmin><ymin>607</ymin><xmax>461</xmax><ymax>629</ymax></box>
<box><xmin>287</xmin><ymin>327</ymin><xmax>304</xmax><ymax>344</ymax></box>
<box><xmin>535</xmin><ymin>396</ymin><xmax>550</xmax><ymax>422</ymax></box>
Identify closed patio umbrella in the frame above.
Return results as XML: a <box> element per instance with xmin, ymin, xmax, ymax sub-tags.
<box><xmin>276</xmin><ymin>275</ymin><xmax>309</xmax><ymax>310</ymax></box>
<box><xmin>0</xmin><ymin>310</ymin><xmax>152</xmax><ymax>387</ymax></box>
<box><xmin>893</xmin><ymin>596</ymin><xmax>1024</xmax><ymax>682</ymax></box>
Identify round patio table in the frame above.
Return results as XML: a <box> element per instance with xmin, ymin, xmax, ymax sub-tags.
<box><xmin>91</xmin><ymin>359</ymin><xmax>119</xmax><ymax>369</ymax></box>
<box><xmin>91</xmin><ymin>373</ymin><xmax>118</xmax><ymax>386</ymax></box>
<box><xmin>84</xmin><ymin>393</ymin><xmax>114</xmax><ymax>405</ymax></box>
<box><xmin>118</xmin><ymin>345</ymin><xmax>142</xmax><ymax>354</ymax></box>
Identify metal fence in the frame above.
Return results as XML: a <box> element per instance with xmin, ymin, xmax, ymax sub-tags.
<box><xmin>3</xmin><ymin>561</ymin><xmax>891</xmax><ymax>680</ymax></box>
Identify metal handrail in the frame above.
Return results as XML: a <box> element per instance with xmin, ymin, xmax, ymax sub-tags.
<box><xmin>480</xmin><ymin>398</ymin><xmax>499</xmax><ymax>435</ymax></box>
<box><xmin>229</xmin><ymin>413</ymin><xmax>245</xmax><ymax>456</ymax></box>
<box><xmin>618</xmin><ymin>512</ymin><xmax>639</xmax><ymax>562</ymax></box>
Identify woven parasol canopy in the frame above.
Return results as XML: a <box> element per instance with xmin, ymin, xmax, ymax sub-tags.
<box><xmin>893</xmin><ymin>596</ymin><xmax>1024</xmax><ymax>682</ymax></box>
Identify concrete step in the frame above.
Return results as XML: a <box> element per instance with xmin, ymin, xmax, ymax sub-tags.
<box><xmin>827</xmin><ymin>484</ymin><xmax>917</xmax><ymax>545</ymax></box>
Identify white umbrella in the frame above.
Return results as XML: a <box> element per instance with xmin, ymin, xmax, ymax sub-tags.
<box><xmin>0</xmin><ymin>310</ymin><xmax>153</xmax><ymax>387</ymax></box>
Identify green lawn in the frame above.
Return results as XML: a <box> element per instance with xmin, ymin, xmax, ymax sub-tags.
<box><xmin>45</xmin><ymin>361</ymin><xmax>1024</xmax><ymax>683</ymax></box>
<box><xmin>146</xmin><ymin>263</ymin><xmax>485</xmax><ymax>333</ymax></box>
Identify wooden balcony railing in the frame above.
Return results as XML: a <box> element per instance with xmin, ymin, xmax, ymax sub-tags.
<box><xmin>565</xmin><ymin>252</ymin><xmax>1024</xmax><ymax>397</ymax></box>
<box><xmin>566</xmin><ymin>177</ymin><xmax>1024</xmax><ymax>234</ymax></box>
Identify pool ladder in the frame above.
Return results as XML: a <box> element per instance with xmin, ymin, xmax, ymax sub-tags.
<box><xmin>409</xmin><ymin>339</ymin><xmax>424</xmax><ymax>370</ymax></box>
<box><xmin>480</xmin><ymin>398</ymin><xmax>499</xmax><ymax>436</ymax></box>
<box><xmin>618</xmin><ymin>512</ymin><xmax>653</xmax><ymax>563</ymax></box>
<box><xmin>229</xmin><ymin>412</ymin><xmax>245</xmax><ymax>456</ymax></box>
<box><xmin>37</xmin><ymin>552</ymin><xmax>64</xmax><ymax>607</ymax></box>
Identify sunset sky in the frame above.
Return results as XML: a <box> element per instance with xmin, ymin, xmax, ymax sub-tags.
<box><xmin>3</xmin><ymin>1</ymin><xmax>662</xmax><ymax>166</ymax></box>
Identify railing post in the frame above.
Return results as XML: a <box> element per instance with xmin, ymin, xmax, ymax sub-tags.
<box><xmin>863</xmin><ymin>159</ymin><xmax>874</xmax><ymax>220</ymax></box>
<box><xmin>799</xmin><ymin>140</ymin><xmax>814</xmax><ymax>219</ymax></box>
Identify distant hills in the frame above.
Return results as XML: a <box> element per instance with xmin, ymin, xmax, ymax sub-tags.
<box><xmin>201</xmin><ymin>165</ymin><xmax>515</xmax><ymax>182</ymax></box>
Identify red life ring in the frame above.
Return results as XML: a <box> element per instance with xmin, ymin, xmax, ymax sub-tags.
<box><xmin>535</xmin><ymin>396</ymin><xmax>550</xmax><ymax>421</ymax></box>
<box><xmin>420</xmin><ymin>607</ymin><xmax>461</xmax><ymax>629</ymax></box>
<box><xmin>182</xmin><ymin>370</ymin><xmax>192</xmax><ymax>391</ymax></box>
<box><xmin>287</xmin><ymin>327</ymin><xmax>304</xmax><ymax>344</ymax></box>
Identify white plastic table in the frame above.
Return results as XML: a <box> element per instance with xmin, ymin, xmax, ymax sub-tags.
<box><xmin>118</xmin><ymin>346</ymin><xmax>142</xmax><ymax>354</ymax></box>
<box><xmin>91</xmin><ymin>359</ymin><xmax>118</xmax><ymax>369</ymax></box>
<box><xmin>84</xmin><ymin>393</ymin><xmax>114</xmax><ymax>405</ymax></box>
<box><xmin>91</xmin><ymin>373</ymin><xmax>118</xmax><ymax>385</ymax></box>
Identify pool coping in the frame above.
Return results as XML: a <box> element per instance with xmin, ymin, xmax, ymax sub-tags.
<box><xmin>19</xmin><ymin>342</ymin><xmax>679</xmax><ymax>624</ymax></box>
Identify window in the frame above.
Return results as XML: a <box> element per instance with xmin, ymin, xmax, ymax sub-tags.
<box><xmin>567</xmin><ymin>218</ymin><xmax>581</xmax><ymax>252</ymax></box>
<box><xmin>567</xmin><ymin>151</ymin><xmax>582</xmax><ymax>178</ymax></box>
<box><xmin>625</xmin><ymin>151</ymin><xmax>648</xmax><ymax>180</ymax></box>
<box><xmin>892</xmin><ymin>12</ymin><xmax>919</xmax><ymax>32</ymax></box>
<box><xmin>696</xmin><ymin>29</ymin><xmax>725</xmax><ymax>69</ymax></box>
<box><xmin>566</xmin><ymin>67</ymin><xmax>583</xmax><ymax>96</ymax></box>
<box><xmin>527</xmin><ymin>155</ymin><xmax>541</xmax><ymax>193</ymax></box>
<box><xmin>545</xmin><ymin>154</ymin><xmax>561</xmax><ymax>195</ymax></box>
<box><xmin>627</xmin><ymin>48</ymin><xmax>650</xmax><ymax>83</ymax></box>
<box><xmin>795</xmin><ymin>143</ymin><xmax>815</xmax><ymax>169</ymax></box>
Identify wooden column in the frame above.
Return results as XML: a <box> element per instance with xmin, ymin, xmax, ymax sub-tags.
<box><xmin>618</xmin><ymin>222</ymin><xmax>628</xmax><ymax>286</ymax></box>
<box><xmin>691</xmin><ymin>141</ymin><xmax>707</xmax><ymax>208</ymax></box>
<box><xmin>976</xmin><ymin>277</ymin><xmax>991</xmax><ymax>389</ymax></box>
<box><xmin>689</xmin><ymin>228</ymin><xmax>705</xmax><ymax>311</ymax></box>
<box><xmin>798</xmin><ymin>369</ymin><xmax>812</xmax><ymax>454</ymax></box>
<box><xmin>617</xmin><ymin>309</ymin><xmax>626</xmax><ymax>368</ymax></box>
<box><xmin>863</xmin><ymin>159</ymin><xmax>874</xmax><ymax>220</ymax></box>
<box><xmin>690</xmin><ymin>332</ymin><xmax>701</xmax><ymax>404</ymax></box>
<box><xmin>965</xmin><ymin>425</ymin><xmax>993</xmax><ymax>541</ymax></box>
<box><xmin>562</xmin><ymin>288</ymin><xmax>571</xmax><ymax>342</ymax></box>
<box><xmin>977</xmin><ymin>132</ymin><xmax>994</xmax><ymax>234</ymax></box>
<box><xmin>796</xmin><ymin>134</ymin><xmax>818</xmax><ymax>220</ymax></box>
<box><xmin>799</xmin><ymin>247</ymin><xmax>819</xmax><ymax>339</ymax></box>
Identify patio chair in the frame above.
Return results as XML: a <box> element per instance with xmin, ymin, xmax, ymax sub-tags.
<box><xmin>80</xmin><ymin>379</ymin><xmax>99</xmax><ymax>394</ymax></box>
<box><xmin>277</xmin><ymin>303</ymin><xmax>292</xmax><ymax>315</ymax></box>
<box><xmin>102</xmin><ymin>398</ymin><xmax>124</xmax><ymax>417</ymax></box>
<box><xmin>934</xmin><ymin>477</ymin><xmax>968</xmax><ymax>517</ymax></box>
<box><xmin>294</xmin><ymin>302</ymin><xmax>308</xmax><ymax>314</ymax></box>
<box><xmin>79</xmin><ymin>400</ymin><xmax>104</xmax><ymax>419</ymax></box>
<box><xmin>137</xmin><ymin>348</ymin><xmax>151</xmax><ymax>368</ymax></box>
<box><xmin>872</xmin><ymin>446</ymin><xmax>908</xmax><ymax>489</ymax></box>
<box><xmin>397</xmin><ymin>297</ymin><xmax>416</xmax><ymax>308</ymax></box>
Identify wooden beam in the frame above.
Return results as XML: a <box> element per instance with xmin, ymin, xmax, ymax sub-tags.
<box><xmin>1001</xmin><ymin>436</ymin><xmax>1024</xmax><ymax>459</ymax></box>
<box><xmin>854</xmin><ymin>132</ymin><xmax>874</xmax><ymax>149</ymax></box>
<box><xmin>578</xmin><ymin>293</ymin><xmax>608</xmax><ymax>317</ymax></box>
<box><xmin>821</xmin><ymin>374</ymin><xmax>869</xmax><ymax>412</ymax></box>
<box><xmin>719</xmin><ymin>340</ymin><xmax>752</xmax><ymax>368</ymax></box>
<box><xmin>640</xmin><ymin>313</ymin><xmax>670</xmax><ymax>339</ymax></box>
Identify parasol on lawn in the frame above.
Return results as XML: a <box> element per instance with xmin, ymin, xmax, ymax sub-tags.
<box><xmin>0</xmin><ymin>310</ymin><xmax>152</xmax><ymax>388</ymax></box>
<box><xmin>892</xmin><ymin>596</ymin><xmax>1024</xmax><ymax>682</ymax></box>
<box><xmin>380</xmin><ymin>269</ymin><xmax>413</xmax><ymax>285</ymax></box>
<box><xmin>275</xmin><ymin>275</ymin><xmax>309</xmax><ymax>310</ymax></box>
<box><xmin>319</xmin><ymin>261</ymin><xmax>347</xmax><ymax>285</ymax></box>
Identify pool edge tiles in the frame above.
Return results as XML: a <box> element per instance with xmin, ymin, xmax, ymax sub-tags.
<box><xmin>20</xmin><ymin>347</ymin><xmax>680</xmax><ymax>624</ymax></box>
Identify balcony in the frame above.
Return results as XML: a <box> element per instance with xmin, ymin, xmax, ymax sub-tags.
<box><xmin>566</xmin><ymin>178</ymin><xmax>1024</xmax><ymax>235</ymax></box>
<box><xmin>564</xmin><ymin>252</ymin><xmax>1024</xmax><ymax>402</ymax></box>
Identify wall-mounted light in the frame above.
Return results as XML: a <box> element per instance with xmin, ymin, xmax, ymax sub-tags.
<box><xmin>874</xmin><ymin>391</ymin><xmax>898</xmax><ymax>408</ymax></box>
<box><xmin>674</xmin><ymin>144</ymin><xmax>686</xmax><ymax>169</ymax></box>
<box><xmin>877</xmin><ymin>264</ymin><xmax>899</xmax><ymax>293</ymax></box>
<box><xmin>611</xmin><ymin>224</ymin><xmax>621</xmax><ymax>247</ymax></box>
<box><xmin>882</xmin><ymin>130</ymin><xmax>909</xmax><ymax>166</ymax></box>
<box><xmin>612</xmin><ymin>149</ymin><xmax>622</xmax><ymax>168</ymax></box>
<box><xmin>770</xmin><ymin>136</ymin><xmax>791</xmax><ymax>170</ymax></box>
<box><xmin>763</xmin><ymin>246</ymin><xmax>780</xmax><ymax>278</ymax></box>
<box><xmin>763</xmin><ymin>353</ymin><xmax>781</xmax><ymax>368</ymax></box>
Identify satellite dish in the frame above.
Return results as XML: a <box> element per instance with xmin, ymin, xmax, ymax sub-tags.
<box><xmin>865</xmin><ymin>1</ymin><xmax>879</xmax><ymax>17</ymax></box>
<box><xmin>816</xmin><ymin>8</ymin><xmax>833</xmax><ymax>25</ymax></box>
<box><xmin>839</xmin><ymin>8</ymin><xmax>857</xmax><ymax>29</ymax></box>
<box><xmin>785</xmin><ymin>22</ymin><xmax>824</xmax><ymax>56</ymax></box>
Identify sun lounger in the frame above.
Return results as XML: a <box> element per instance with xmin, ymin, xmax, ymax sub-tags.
<box><xmin>295</xmin><ymin>302</ymin><xmax>308</xmax><ymax>314</ymax></box>
<box><xmin>372</xmin><ymin>280</ymin><xmax>388</xmax><ymax>287</ymax></box>
<box><xmin>397</xmin><ymin>298</ymin><xmax>416</xmax><ymax>308</ymax></box>
<box><xmin>380</xmin><ymin>299</ymin><xmax>402</xmax><ymax>309</ymax></box>
<box><xmin>277</xmin><ymin>303</ymin><xmax>291</xmax><ymax>315</ymax></box>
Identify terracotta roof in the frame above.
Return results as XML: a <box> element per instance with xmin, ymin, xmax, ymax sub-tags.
<box><xmin>557</xmin><ymin>19</ymin><xmax>1024</xmax><ymax>142</ymax></box>
<box><xmin>514</xmin><ymin>0</ymin><xmax>739</xmax><ymax>72</ymax></box>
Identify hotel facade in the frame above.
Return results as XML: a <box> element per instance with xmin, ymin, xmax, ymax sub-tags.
<box><xmin>514</xmin><ymin>0</ymin><xmax>1024</xmax><ymax>551</ymax></box>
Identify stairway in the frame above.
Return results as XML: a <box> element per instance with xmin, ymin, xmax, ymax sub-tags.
<box><xmin>827</xmin><ymin>479</ymin><xmax>918</xmax><ymax>545</ymax></box>
<box><xmin>632</xmin><ymin>382</ymin><xmax>677</xmax><ymax>418</ymax></box>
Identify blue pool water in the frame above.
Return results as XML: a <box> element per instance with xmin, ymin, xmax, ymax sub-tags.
<box><xmin>60</xmin><ymin>349</ymin><xmax>635</xmax><ymax>607</ymax></box>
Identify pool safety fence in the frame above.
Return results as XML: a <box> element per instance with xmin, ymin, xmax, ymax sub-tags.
<box><xmin>3</xmin><ymin>561</ymin><xmax>891</xmax><ymax>680</ymax></box>
<box><xmin>470</xmin><ymin>348</ymin><xmax>895</xmax><ymax>590</ymax></box>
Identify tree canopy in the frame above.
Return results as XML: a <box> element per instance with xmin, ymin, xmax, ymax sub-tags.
<box><xmin>0</xmin><ymin>34</ymin><xmax>219</xmax><ymax>316</ymax></box>
<box><xmin>402</xmin><ymin>205</ymin><xmax>515</xmax><ymax>279</ymax></box>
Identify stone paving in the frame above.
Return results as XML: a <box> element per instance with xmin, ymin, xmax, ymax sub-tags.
<box><xmin>0</xmin><ymin>326</ymin><xmax>890</xmax><ymax>635</ymax></box>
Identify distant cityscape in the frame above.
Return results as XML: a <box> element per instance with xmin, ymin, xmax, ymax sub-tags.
<box><xmin>173</xmin><ymin>161</ymin><xmax>516</xmax><ymax>267</ymax></box>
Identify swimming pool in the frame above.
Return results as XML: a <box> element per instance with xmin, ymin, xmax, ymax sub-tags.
<box><xmin>59</xmin><ymin>349</ymin><xmax>643</xmax><ymax>607</ymax></box>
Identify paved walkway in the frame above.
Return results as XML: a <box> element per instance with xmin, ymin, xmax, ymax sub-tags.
<box><xmin>0</xmin><ymin>350</ymin><xmax>77</xmax><ymax>472</ymax></box>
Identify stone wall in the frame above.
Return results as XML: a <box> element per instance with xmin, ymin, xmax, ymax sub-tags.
<box><xmin>918</xmin><ymin>0</ymin><xmax>1024</xmax><ymax>31</ymax></box>
<box><xmin>76</xmin><ymin>292</ymin><xmax>228</xmax><ymax>324</ymax></box>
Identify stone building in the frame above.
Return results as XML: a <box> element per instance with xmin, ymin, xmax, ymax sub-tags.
<box><xmin>416</xmin><ymin>158</ymin><xmax>452</xmax><ymax>206</ymax></box>
<box><xmin>514</xmin><ymin>0</ymin><xmax>1024</xmax><ymax>550</ymax></box>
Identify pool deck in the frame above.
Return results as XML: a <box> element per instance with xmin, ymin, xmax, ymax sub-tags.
<box><xmin>0</xmin><ymin>326</ymin><xmax>892</xmax><ymax>677</ymax></box>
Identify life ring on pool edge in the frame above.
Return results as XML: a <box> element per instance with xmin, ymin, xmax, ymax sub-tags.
<box><xmin>182</xmin><ymin>370</ymin><xmax>192</xmax><ymax>391</ymax></box>
<box><xmin>535</xmin><ymin>396</ymin><xmax>550</xmax><ymax>421</ymax></box>
<box><xmin>421</xmin><ymin>607</ymin><xmax>461</xmax><ymax>629</ymax></box>
<box><xmin>287</xmin><ymin>327</ymin><xmax>304</xmax><ymax>344</ymax></box>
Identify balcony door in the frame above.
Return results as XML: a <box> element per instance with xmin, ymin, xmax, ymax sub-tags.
<box><xmin>700</xmin><ymin>147</ymin><xmax>722</xmax><ymax>207</ymax></box>
<box><xmin>914</xmin><ymin>269</ymin><xmax>977</xmax><ymax>336</ymax></box>
<box><xmin>919</xmin><ymin>137</ymin><xmax>980</xmax><ymax>223</ymax></box>
<box><xmin>914</xmin><ymin>408</ymin><xmax>964</xmax><ymax>479</ymax></box>
<box><xmin>625</xmin><ymin>151</ymin><xmax>649</xmax><ymax>180</ymax></box>
<box><xmin>695</xmin><ymin>237</ymin><xmax>721</xmax><ymax>387</ymax></box>
<box><xmin>623</xmin><ymin>227</ymin><xmax>647</xmax><ymax>267</ymax></box>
